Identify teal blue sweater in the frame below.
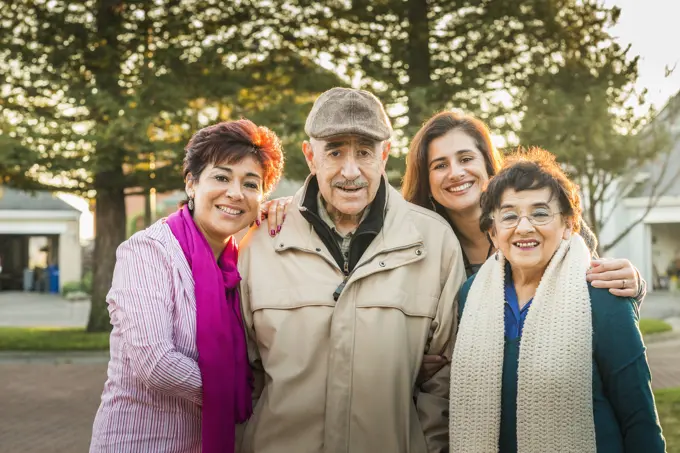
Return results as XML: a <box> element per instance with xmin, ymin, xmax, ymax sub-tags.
<box><xmin>458</xmin><ymin>276</ymin><xmax>666</xmax><ymax>453</ymax></box>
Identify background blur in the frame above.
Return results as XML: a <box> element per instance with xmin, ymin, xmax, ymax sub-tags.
<box><xmin>1</xmin><ymin>1</ymin><xmax>679</xmax><ymax>451</ymax></box>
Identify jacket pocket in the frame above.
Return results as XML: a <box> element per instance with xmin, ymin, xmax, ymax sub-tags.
<box><xmin>355</xmin><ymin>289</ymin><xmax>438</xmax><ymax>318</ymax></box>
<box><xmin>250</xmin><ymin>284</ymin><xmax>339</xmax><ymax>311</ymax></box>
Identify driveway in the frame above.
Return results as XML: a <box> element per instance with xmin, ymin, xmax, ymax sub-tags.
<box><xmin>640</xmin><ymin>290</ymin><xmax>680</xmax><ymax>323</ymax></box>
<box><xmin>0</xmin><ymin>291</ymin><xmax>90</xmax><ymax>328</ymax></box>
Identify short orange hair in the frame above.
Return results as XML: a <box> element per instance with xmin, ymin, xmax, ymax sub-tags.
<box><xmin>183</xmin><ymin>119</ymin><xmax>284</xmax><ymax>195</ymax></box>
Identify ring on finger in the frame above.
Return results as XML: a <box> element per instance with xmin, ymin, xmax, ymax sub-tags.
<box><xmin>621</xmin><ymin>279</ymin><xmax>626</xmax><ymax>289</ymax></box>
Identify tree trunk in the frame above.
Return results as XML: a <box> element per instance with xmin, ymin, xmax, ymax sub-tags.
<box><xmin>587</xmin><ymin>190</ymin><xmax>601</xmax><ymax>256</ymax></box>
<box><xmin>87</xmin><ymin>171</ymin><xmax>127</xmax><ymax>333</ymax></box>
<box><xmin>86</xmin><ymin>0</ymin><xmax>126</xmax><ymax>332</ymax></box>
<box><xmin>144</xmin><ymin>189</ymin><xmax>152</xmax><ymax>227</ymax></box>
<box><xmin>406</xmin><ymin>0</ymin><xmax>431</xmax><ymax>136</ymax></box>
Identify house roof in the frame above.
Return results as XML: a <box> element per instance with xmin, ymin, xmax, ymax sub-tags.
<box><xmin>0</xmin><ymin>186</ymin><xmax>80</xmax><ymax>211</ymax></box>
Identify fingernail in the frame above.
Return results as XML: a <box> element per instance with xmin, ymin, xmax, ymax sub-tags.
<box><xmin>255</xmin><ymin>219</ymin><xmax>260</xmax><ymax>227</ymax></box>
<box><xmin>276</xmin><ymin>225</ymin><xmax>281</xmax><ymax>233</ymax></box>
<box><xmin>270</xmin><ymin>229</ymin><xmax>275</xmax><ymax>237</ymax></box>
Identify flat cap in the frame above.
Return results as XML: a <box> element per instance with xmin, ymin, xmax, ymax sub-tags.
<box><xmin>305</xmin><ymin>87</ymin><xmax>393</xmax><ymax>141</ymax></box>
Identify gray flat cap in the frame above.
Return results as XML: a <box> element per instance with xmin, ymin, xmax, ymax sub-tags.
<box><xmin>305</xmin><ymin>87</ymin><xmax>393</xmax><ymax>141</ymax></box>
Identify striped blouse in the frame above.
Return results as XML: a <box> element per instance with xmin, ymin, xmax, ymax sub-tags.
<box><xmin>90</xmin><ymin>220</ymin><xmax>203</xmax><ymax>453</ymax></box>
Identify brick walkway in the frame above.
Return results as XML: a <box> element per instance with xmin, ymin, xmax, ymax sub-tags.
<box><xmin>0</xmin><ymin>338</ymin><xmax>678</xmax><ymax>453</ymax></box>
<box><xmin>648</xmin><ymin>338</ymin><xmax>680</xmax><ymax>390</ymax></box>
<box><xmin>0</xmin><ymin>361</ymin><xmax>107</xmax><ymax>453</ymax></box>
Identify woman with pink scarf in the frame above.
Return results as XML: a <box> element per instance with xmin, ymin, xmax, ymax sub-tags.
<box><xmin>89</xmin><ymin>119</ymin><xmax>284</xmax><ymax>453</ymax></box>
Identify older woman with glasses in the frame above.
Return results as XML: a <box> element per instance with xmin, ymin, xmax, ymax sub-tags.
<box><xmin>449</xmin><ymin>148</ymin><xmax>665</xmax><ymax>453</ymax></box>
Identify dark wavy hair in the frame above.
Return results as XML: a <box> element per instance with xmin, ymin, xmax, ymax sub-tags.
<box><xmin>182</xmin><ymin>119</ymin><xmax>284</xmax><ymax>198</ymax></box>
<box><xmin>479</xmin><ymin>147</ymin><xmax>582</xmax><ymax>233</ymax></box>
<box><xmin>402</xmin><ymin>111</ymin><xmax>503</xmax><ymax>211</ymax></box>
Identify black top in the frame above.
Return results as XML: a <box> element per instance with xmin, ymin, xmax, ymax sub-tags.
<box><xmin>299</xmin><ymin>176</ymin><xmax>387</xmax><ymax>275</ymax></box>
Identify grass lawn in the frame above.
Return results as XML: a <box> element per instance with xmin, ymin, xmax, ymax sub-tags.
<box><xmin>640</xmin><ymin>318</ymin><xmax>673</xmax><ymax>336</ymax></box>
<box><xmin>0</xmin><ymin>319</ymin><xmax>671</xmax><ymax>351</ymax></box>
<box><xmin>0</xmin><ymin>327</ymin><xmax>109</xmax><ymax>351</ymax></box>
<box><xmin>656</xmin><ymin>387</ymin><xmax>680</xmax><ymax>452</ymax></box>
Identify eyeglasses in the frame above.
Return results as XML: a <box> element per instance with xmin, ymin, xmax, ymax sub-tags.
<box><xmin>492</xmin><ymin>209</ymin><xmax>561</xmax><ymax>229</ymax></box>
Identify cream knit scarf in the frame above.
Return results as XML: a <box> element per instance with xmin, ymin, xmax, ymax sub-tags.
<box><xmin>449</xmin><ymin>235</ymin><xmax>596</xmax><ymax>453</ymax></box>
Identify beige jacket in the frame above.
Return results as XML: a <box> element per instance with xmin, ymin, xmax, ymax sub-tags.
<box><xmin>237</xmin><ymin>181</ymin><xmax>465</xmax><ymax>453</ymax></box>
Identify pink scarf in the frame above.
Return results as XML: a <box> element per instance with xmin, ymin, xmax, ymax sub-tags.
<box><xmin>166</xmin><ymin>206</ymin><xmax>252</xmax><ymax>453</ymax></box>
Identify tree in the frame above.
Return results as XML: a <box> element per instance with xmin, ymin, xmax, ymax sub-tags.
<box><xmin>518</xmin><ymin>5</ymin><xmax>680</xmax><ymax>253</ymax></box>
<box><xmin>258</xmin><ymin>1</ymin><xmax>626</xmax><ymax>140</ymax></box>
<box><xmin>0</xmin><ymin>0</ymin><xmax>339</xmax><ymax>331</ymax></box>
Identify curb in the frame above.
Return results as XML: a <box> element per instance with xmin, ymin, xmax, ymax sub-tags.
<box><xmin>0</xmin><ymin>350</ymin><xmax>110</xmax><ymax>364</ymax></box>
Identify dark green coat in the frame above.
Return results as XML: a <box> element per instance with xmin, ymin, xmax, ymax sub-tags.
<box><xmin>457</xmin><ymin>276</ymin><xmax>666</xmax><ymax>453</ymax></box>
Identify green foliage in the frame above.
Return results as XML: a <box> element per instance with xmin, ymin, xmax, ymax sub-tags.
<box><xmin>0</xmin><ymin>0</ymin><xmax>342</xmax><ymax>330</ymax></box>
<box><xmin>82</xmin><ymin>270</ymin><xmax>92</xmax><ymax>293</ymax></box>
<box><xmin>640</xmin><ymin>319</ymin><xmax>673</xmax><ymax>336</ymax></box>
<box><xmin>61</xmin><ymin>281</ymin><xmax>84</xmax><ymax>297</ymax></box>
<box><xmin>517</xmin><ymin>3</ymin><xmax>678</xmax><ymax>251</ymax></box>
<box><xmin>0</xmin><ymin>327</ymin><xmax>109</xmax><ymax>351</ymax></box>
<box><xmin>263</xmin><ymin>0</ymin><xmax>634</xmax><ymax>142</ymax></box>
<box><xmin>655</xmin><ymin>387</ymin><xmax>680</xmax><ymax>452</ymax></box>
<box><xmin>0</xmin><ymin>0</ymin><xmax>340</xmax><ymax>192</ymax></box>
<box><xmin>0</xmin><ymin>0</ymin><xmax>665</xmax><ymax>327</ymax></box>
<box><xmin>61</xmin><ymin>270</ymin><xmax>93</xmax><ymax>296</ymax></box>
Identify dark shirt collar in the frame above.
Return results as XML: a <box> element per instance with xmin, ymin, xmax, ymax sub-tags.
<box><xmin>301</xmin><ymin>176</ymin><xmax>386</xmax><ymax>236</ymax></box>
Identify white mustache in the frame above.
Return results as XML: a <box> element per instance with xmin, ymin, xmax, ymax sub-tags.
<box><xmin>333</xmin><ymin>180</ymin><xmax>368</xmax><ymax>189</ymax></box>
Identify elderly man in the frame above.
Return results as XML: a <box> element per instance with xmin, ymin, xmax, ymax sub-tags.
<box><xmin>237</xmin><ymin>87</ymin><xmax>465</xmax><ymax>453</ymax></box>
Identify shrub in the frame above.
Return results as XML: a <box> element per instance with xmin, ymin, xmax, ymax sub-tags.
<box><xmin>61</xmin><ymin>281</ymin><xmax>83</xmax><ymax>296</ymax></box>
<box><xmin>81</xmin><ymin>270</ymin><xmax>92</xmax><ymax>293</ymax></box>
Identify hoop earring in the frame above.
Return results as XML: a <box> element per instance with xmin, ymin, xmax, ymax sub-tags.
<box><xmin>188</xmin><ymin>198</ymin><xmax>195</xmax><ymax>211</ymax></box>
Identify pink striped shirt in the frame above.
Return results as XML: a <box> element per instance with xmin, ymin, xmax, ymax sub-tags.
<box><xmin>90</xmin><ymin>220</ymin><xmax>203</xmax><ymax>453</ymax></box>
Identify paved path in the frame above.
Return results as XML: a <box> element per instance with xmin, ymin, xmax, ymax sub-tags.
<box><xmin>0</xmin><ymin>360</ymin><xmax>107</xmax><ymax>453</ymax></box>
<box><xmin>0</xmin><ymin>291</ymin><xmax>89</xmax><ymax>328</ymax></box>
<box><xmin>640</xmin><ymin>290</ymin><xmax>680</xmax><ymax>320</ymax></box>
<box><xmin>648</xmin><ymin>338</ymin><xmax>680</xmax><ymax>390</ymax></box>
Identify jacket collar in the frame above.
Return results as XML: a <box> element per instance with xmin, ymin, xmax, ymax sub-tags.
<box><xmin>276</xmin><ymin>174</ymin><xmax>423</xmax><ymax>260</ymax></box>
<box><xmin>299</xmin><ymin>175</ymin><xmax>386</xmax><ymax>235</ymax></box>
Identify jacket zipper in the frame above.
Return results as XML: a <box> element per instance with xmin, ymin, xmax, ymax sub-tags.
<box><xmin>333</xmin><ymin>242</ymin><xmax>422</xmax><ymax>301</ymax></box>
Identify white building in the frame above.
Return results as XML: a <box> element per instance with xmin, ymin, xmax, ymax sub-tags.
<box><xmin>599</xmin><ymin>93</ymin><xmax>680</xmax><ymax>291</ymax></box>
<box><xmin>0</xmin><ymin>187</ymin><xmax>82</xmax><ymax>292</ymax></box>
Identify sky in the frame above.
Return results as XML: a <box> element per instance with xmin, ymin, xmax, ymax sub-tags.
<box><xmin>61</xmin><ymin>0</ymin><xmax>680</xmax><ymax>242</ymax></box>
<box><xmin>603</xmin><ymin>0</ymin><xmax>680</xmax><ymax>112</ymax></box>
